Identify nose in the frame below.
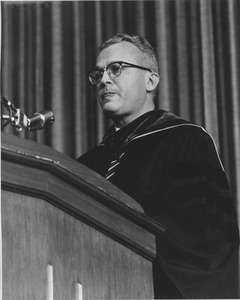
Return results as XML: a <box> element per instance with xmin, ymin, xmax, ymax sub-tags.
<box><xmin>100</xmin><ymin>69</ymin><xmax>112</xmax><ymax>85</ymax></box>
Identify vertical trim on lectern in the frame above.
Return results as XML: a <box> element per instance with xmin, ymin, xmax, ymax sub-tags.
<box><xmin>75</xmin><ymin>282</ymin><xmax>83</xmax><ymax>300</ymax></box>
<box><xmin>46</xmin><ymin>264</ymin><xmax>53</xmax><ymax>300</ymax></box>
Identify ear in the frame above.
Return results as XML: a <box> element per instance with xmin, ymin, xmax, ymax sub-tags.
<box><xmin>145</xmin><ymin>72</ymin><xmax>160</xmax><ymax>93</ymax></box>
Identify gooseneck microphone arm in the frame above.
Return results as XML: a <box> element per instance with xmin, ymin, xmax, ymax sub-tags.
<box><xmin>1</xmin><ymin>96</ymin><xmax>55</xmax><ymax>132</ymax></box>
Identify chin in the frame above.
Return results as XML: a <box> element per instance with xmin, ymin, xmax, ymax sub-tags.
<box><xmin>102</xmin><ymin>104</ymin><xmax>120</xmax><ymax>115</ymax></box>
<box><xmin>104</xmin><ymin>109</ymin><xmax>118</xmax><ymax>118</ymax></box>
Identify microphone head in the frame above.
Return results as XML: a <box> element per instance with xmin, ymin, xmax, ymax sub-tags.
<box><xmin>28</xmin><ymin>110</ymin><xmax>55</xmax><ymax>131</ymax></box>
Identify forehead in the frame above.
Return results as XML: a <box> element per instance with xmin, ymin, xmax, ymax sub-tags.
<box><xmin>96</xmin><ymin>41</ymin><xmax>142</xmax><ymax>67</ymax></box>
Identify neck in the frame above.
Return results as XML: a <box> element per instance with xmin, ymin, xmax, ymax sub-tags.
<box><xmin>114</xmin><ymin>106</ymin><xmax>155</xmax><ymax>128</ymax></box>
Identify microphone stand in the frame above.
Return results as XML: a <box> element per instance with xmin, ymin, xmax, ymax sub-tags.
<box><xmin>1</xmin><ymin>96</ymin><xmax>28</xmax><ymax>132</ymax></box>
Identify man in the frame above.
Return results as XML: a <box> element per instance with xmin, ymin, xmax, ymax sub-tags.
<box><xmin>77</xmin><ymin>33</ymin><xmax>239</xmax><ymax>298</ymax></box>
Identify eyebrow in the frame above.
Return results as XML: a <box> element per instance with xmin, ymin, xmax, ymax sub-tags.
<box><xmin>94</xmin><ymin>66</ymin><xmax>104</xmax><ymax>71</ymax></box>
<box><xmin>94</xmin><ymin>60</ymin><xmax>117</xmax><ymax>70</ymax></box>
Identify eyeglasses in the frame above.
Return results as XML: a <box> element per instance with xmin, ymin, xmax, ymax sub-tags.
<box><xmin>89</xmin><ymin>61</ymin><xmax>153</xmax><ymax>85</ymax></box>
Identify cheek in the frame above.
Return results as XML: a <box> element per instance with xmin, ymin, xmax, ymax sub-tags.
<box><xmin>121</xmin><ymin>75</ymin><xmax>144</xmax><ymax>95</ymax></box>
<box><xmin>126</xmin><ymin>77</ymin><xmax>146</xmax><ymax>100</ymax></box>
<box><xmin>97</xmin><ymin>86</ymin><xmax>105</xmax><ymax>106</ymax></box>
<box><xmin>97</xmin><ymin>85</ymin><xmax>101</xmax><ymax>97</ymax></box>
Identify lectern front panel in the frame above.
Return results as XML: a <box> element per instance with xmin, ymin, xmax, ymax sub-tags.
<box><xmin>2</xmin><ymin>190</ymin><xmax>154</xmax><ymax>300</ymax></box>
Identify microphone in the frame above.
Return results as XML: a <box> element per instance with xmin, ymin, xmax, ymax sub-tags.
<box><xmin>1</xmin><ymin>96</ymin><xmax>55</xmax><ymax>132</ymax></box>
<box><xmin>28</xmin><ymin>110</ymin><xmax>55</xmax><ymax>131</ymax></box>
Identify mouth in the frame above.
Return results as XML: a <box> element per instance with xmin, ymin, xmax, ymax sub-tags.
<box><xmin>102</xmin><ymin>92</ymin><xmax>115</xmax><ymax>100</ymax></box>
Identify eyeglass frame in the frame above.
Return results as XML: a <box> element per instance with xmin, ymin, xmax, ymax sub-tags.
<box><xmin>89</xmin><ymin>61</ymin><xmax>153</xmax><ymax>85</ymax></box>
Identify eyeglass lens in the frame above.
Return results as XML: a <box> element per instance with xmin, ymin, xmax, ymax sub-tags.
<box><xmin>89</xmin><ymin>62</ymin><xmax>122</xmax><ymax>84</ymax></box>
<box><xmin>107</xmin><ymin>63</ymin><xmax>121</xmax><ymax>77</ymax></box>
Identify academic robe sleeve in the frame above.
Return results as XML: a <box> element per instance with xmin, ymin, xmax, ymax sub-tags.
<box><xmin>152</xmin><ymin>125</ymin><xmax>239</xmax><ymax>298</ymax></box>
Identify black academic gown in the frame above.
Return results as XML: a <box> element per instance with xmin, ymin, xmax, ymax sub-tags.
<box><xmin>77</xmin><ymin>110</ymin><xmax>239</xmax><ymax>299</ymax></box>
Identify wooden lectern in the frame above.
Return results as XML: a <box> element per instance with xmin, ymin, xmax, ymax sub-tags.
<box><xmin>1</xmin><ymin>133</ymin><xmax>165</xmax><ymax>300</ymax></box>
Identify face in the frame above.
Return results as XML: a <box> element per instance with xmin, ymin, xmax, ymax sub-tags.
<box><xmin>95</xmin><ymin>41</ymin><xmax>154</xmax><ymax>127</ymax></box>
